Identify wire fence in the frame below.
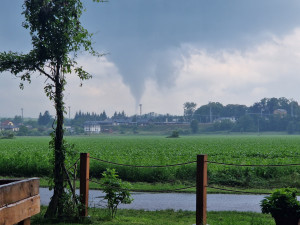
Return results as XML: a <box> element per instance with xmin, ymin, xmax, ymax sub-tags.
<box><xmin>88</xmin><ymin>178</ymin><xmax>195</xmax><ymax>193</ymax></box>
<box><xmin>71</xmin><ymin>153</ymin><xmax>300</xmax><ymax>225</ymax></box>
<box><xmin>67</xmin><ymin>154</ymin><xmax>300</xmax><ymax>196</ymax></box>
<box><xmin>206</xmin><ymin>160</ymin><xmax>300</xmax><ymax>167</ymax></box>
<box><xmin>89</xmin><ymin>156</ymin><xmax>196</xmax><ymax>168</ymax></box>
<box><xmin>66</xmin><ymin>157</ymin><xmax>80</xmax><ymax>171</ymax></box>
<box><xmin>88</xmin><ymin>155</ymin><xmax>300</xmax><ymax>168</ymax></box>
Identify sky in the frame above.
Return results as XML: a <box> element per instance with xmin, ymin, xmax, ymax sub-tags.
<box><xmin>1</xmin><ymin>0</ymin><xmax>300</xmax><ymax>118</ymax></box>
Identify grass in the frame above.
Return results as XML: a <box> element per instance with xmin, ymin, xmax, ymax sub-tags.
<box><xmin>1</xmin><ymin>135</ymin><xmax>300</xmax><ymax>190</ymax></box>
<box><xmin>207</xmin><ymin>211</ymin><xmax>275</xmax><ymax>225</ymax></box>
<box><xmin>32</xmin><ymin>207</ymin><xmax>275</xmax><ymax>225</ymax></box>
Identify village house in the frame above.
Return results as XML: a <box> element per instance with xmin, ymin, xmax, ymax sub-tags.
<box><xmin>83</xmin><ymin>121</ymin><xmax>102</xmax><ymax>134</ymax></box>
<box><xmin>0</xmin><ymin>121</ymin><xmax>19</xmax><ymax>132</ymax></box>
<box><xmin>213</xmin><ymin>117</ymin><xmax>236</xmax><ymax>123</ymax></box>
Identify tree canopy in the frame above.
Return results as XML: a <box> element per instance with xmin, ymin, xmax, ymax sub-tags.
<box><xmin>0</xmin><ymin>0</ymin><xmax>104</xmax><ymax>219</ymax></box>
<box><xmin>38</xmin><ymin>110</ymin><xmax>52</xmax><ymax>126</ymax></box>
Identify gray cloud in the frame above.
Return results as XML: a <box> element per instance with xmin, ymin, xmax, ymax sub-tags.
<box><xmin>82</xmin><ymin>0</ymin><xmax>300</xmax><ymax>104</ymax></box>
<box><xmin>2</xmin><ymin>1</ymin><xmax>300</xmax><ymax>116</ymax></box>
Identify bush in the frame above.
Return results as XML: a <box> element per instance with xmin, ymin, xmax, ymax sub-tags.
<box><xmin>167</xmin><ymin>130</ymin><xmax>179</xmax><ymax>138</ymax></box>
<box><xmin>100</xmin><ymin>168</ymin><xmax>133</xmax><ymax>218</ymax></box>
<box><xmin>261</xmin><ymin>188</ymin><xmax>300</xmax><ymax>225</ymax></box>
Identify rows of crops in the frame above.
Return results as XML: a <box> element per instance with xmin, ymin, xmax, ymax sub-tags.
<box><xmin>1</xmin><ymin>135</ymin><xmax>300</xmax><ymax>188</ymax></box>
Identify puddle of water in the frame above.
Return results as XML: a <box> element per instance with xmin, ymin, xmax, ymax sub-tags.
<box><xmin>40</xmin><ymin>188</ymin><xmax>268</xmax><ymax>212</ymax></box>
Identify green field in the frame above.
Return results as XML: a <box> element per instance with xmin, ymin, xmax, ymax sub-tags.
<box><xmin>1</xmin><ymin>135</ymin><xmax>300</xmax><ymax>190</ymax></box>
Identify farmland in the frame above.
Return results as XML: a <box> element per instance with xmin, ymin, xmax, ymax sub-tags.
<box><xmin>1</xmin><ymin>135</ymin><xmax>300</xmax><ymax>189</ymax></box>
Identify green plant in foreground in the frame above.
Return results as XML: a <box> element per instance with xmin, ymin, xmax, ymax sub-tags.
<box><xmin>261</xmin><ymin>188</ymin><xmax>300</xmax><ymax>225</ymax></box>
<box><xmin>100</xmin><ymin>168</ymin><xmax>133</xmax><ymax>219</ymax></box>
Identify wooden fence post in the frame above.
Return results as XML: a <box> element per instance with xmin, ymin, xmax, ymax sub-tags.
<box><xmin>196</xmin><ymin>154</ymin><xmax>207</xmax><ymax>225</ymax></box>
<box><xmin>80</xmin><ymin>153</ymin><xmax>89</xmax><ymax>217</ymax></box>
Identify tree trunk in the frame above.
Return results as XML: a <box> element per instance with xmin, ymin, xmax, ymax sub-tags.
<box><xmin>45</xmin><ymin>66</ymin><xmax>65</xmax><ymax>218</ymax></box>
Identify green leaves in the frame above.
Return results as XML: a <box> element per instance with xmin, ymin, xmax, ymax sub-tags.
<box><xmin>261</xmin><ymin>188</ymin><xmax>300</xmax><ymax>223</ymax></box>
<box><xmin>1</xmin><ymin>0</ymin><xmax>104</xmax><ymax>219</ymax></box>
<box><xmin>100</xmin><ymin>168</ymin><xmax>133</xmax><ymax>218</ymax></box>
<box><xmin>0</xmin><ymin>51</ymin><xmax>35</xmax><ymax>75</ymax></box>
<box><xmin>22</xmin><ymin>0</ymin><xmax>100</xmax><ymax>66</ymax></box>
<box><xmin>44</xmin><ymin>83</ymin><xmax>55</xmax><ymax>100</ymax></box>
<box><xmin>1</xmin><ymin>0</ymin><xmax>102</xmax><ymax>93</ymax></box>
<box><xmin>75</xmin><ymin>66</ymin><xmax>92</xmax><ymax>81</ymax></box>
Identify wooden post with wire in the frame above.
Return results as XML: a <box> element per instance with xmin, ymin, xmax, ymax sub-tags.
<box><xmin>80</xmin><ymin>153</ymin><xmax>89</xmax><ymax>217</ymax></box>
<box><xmin>196</xmin><ymin>154</ymin><xmax>207</xmax><ymax>225</ymax></box>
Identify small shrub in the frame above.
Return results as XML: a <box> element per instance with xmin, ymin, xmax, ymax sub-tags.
<box><xmin>167</xmin><ymin>130</ymin><xmax>179</xmax><ymax>138</ymax></box>
<box><xmin>261</xmin><ymin>188</ymin><xmax>300</xmax><ymax>225</ymax></box>
<box><xmin>60</xmin><ymin>191</ymin><xmax>83</xmax><ymax>221</ymax></box>
<box><xmin>100</xmin><ymin>168</ymin><xmax>133</xmax><ymax>218</ymax></box>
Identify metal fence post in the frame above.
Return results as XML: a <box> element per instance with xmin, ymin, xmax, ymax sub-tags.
<box><xmin>80</xmin><ymin>153</ymin><xmax>89</xmax><ymax>217</ymax></box>
<box><xmin>196</xmin><ymin>154</ymin><xmax>207</xmax><ymax>225</ymax></box>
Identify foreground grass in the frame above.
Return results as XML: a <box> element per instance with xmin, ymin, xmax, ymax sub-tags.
<box><xmin>32</xmin><ymin>207</ymin><xmax>275</xmax><ymax>225</ymax></box>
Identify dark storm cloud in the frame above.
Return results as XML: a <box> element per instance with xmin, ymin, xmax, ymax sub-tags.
<box><xmin>2</xmin><ymin>0</ymin><xmax>300</xmax><ymax>116</ymax></box>
<box><xmin>82</xmin><ymin>0</ymin><xmax>300</xmax><ymax>102</ymax></box>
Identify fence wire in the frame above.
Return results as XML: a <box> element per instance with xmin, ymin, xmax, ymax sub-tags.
<box><xmin>89</xmin><ymin>156</ymin><xmax>196</xmax><ymax>168</ymax></box>
<box><xmin>206</xmin><ymin>161</ymin><xmax>300</xmax><ymax>167</ymax></box>
<box><xmin>89</xmin><ymin>178</ymin><xmax>274</xmax><ymax>195</ymax></box>
<box><xmin>88</xmin><ymin>178</ymin><xmax>195</xmax><ymax>193</ymax></box>
<box><xmin>66</xmin><ymin>157</ymin><xmax>80</xmax><ymax>171</ymax></box>
<box><xmin>82</xmin><ymin>154</ymin><xmax>300</xmax><ymax>195</ymax></box>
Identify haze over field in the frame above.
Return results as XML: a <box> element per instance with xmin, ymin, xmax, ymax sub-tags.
<box><xmin>1</xmin><ymin>0</ymin><xmax>300</xmax><ymax>117</ymax></box>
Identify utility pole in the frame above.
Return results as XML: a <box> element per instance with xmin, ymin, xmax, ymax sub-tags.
<box><xmin>209</xmin><ymin>104</ymin><xmax>212</xmax><ymax>123</ymax></box>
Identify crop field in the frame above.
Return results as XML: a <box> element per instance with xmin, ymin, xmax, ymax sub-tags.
<box><xmin>1</xmin><ymin>135</ymin><xmax>300</xmax><ymax>189</ymax></box>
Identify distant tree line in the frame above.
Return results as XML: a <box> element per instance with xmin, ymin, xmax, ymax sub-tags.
<box><xmin>71</xmin><ymin>111</ymin><xmax>184</xmax><ymax>125</ymax></box>
<box><xmin>71</xmin><ymin>110</ymin><xmax>108</xmax><ymax>127</ymax></box>
<box><xmin>186</xmin><ymin>97</ymin><xmax>300</xmax><ymax>133</ymax></box>
<box><xmin>3</xmin><ymin>97</ymin><xmax>300</xmax><ymax>135</ymax></box>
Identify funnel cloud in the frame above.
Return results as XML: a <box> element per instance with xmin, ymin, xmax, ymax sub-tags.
<box><xmin>2</xmin><ymin>0</ymin><xmax>300</xmax><ymax>117</ymax></box>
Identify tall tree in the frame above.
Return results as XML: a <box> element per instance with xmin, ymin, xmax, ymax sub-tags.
<box><xmin>38</xmin><ymin>110</ymin><xmax>52</xmax><ymax>126</ymax></box>
<box><xmin>183</xmin><ymin>102</ymin><xmax>197</xmax><ymax>121</ymax></box>
<box><xmin>194</xmin><ymin>102</ymin><xmax>223</xmax><ymax>123</ymax></box>
<box><xmin>0</xmin><ymin>0</ymin><xmax>103</xmax><ymax>219</ymax></box>
<box><xmin>100</xmin><ymin>110</ymin><xmax>108</xmax><ymax>120</ymax></box>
